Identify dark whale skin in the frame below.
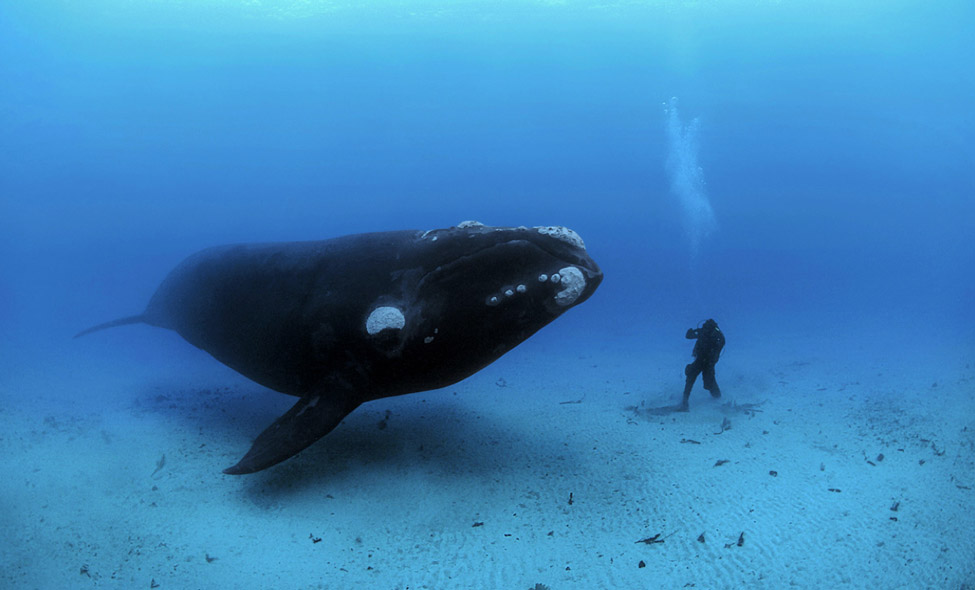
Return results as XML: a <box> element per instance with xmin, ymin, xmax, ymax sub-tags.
<box><xmin>77</xmin><ymin>222</ymin><xmax>602</xmax><ymax>474</ymax></box>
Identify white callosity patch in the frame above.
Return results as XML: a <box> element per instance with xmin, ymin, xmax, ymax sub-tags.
<box><xmin>534</xmin><ymin>226</ymin><xmax>586</xmax><ymax>250</ymax></box>
<box><xmin>456</xmin><ymin>220</ymin><xmax>485</xmax><ymax>229</ymax></box>
<box><xmin>538</xmin><ymin>274</ymin><xmax>548</xmax><ymax>282</ymax></box>
<box><xmin>488</xmin><ymin>283</ymin><xmax>529</xmax><ymax>306</ymax></box>
<box><xmin>553</xmin><ymin>266</ymin><xmax>586</xmax><ymax>307</ymax></box>
<box><xmin>365</xmin><ymin>306</ymin><xmax>406</xmax><ymax>335</ymax></box>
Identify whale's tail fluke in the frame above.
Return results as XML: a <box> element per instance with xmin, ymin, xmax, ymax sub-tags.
<box><xmin>74</xmin><ymin>315</ymin><xmax>147</xmax><ymax>338</ymax></box>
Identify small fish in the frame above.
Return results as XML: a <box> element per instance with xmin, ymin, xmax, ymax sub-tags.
<box><xmin>151</xmin><ymin>453</ymin><xmax>166</xmax><ymax>477</ymax></box>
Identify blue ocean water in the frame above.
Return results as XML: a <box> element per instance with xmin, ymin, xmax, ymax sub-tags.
<box><xmin>2</xmin><ymin>1</ymin><xmax>974</xmax><ymax>588</ymax></box>
<box><xmin>3</xmin><ymin>1</ymin><xmax>972</xmax><ymax>358</ymax></box>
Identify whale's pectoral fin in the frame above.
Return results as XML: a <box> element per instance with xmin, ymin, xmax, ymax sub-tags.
<box><xmin>223</xmin><ymin>392</ymin><xmax>360</xmax><ymax>475</ymax></box>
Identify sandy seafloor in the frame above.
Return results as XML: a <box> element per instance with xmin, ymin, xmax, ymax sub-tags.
<box><xmin>2</xmin><ymin>327</ymin><xmax>973</xmax><ymax>590</ymax></box>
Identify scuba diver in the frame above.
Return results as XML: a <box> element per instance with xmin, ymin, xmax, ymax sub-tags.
<box><xmin>679</xmin><ymin>318</ymin><xmax>725</xmax><ymax>412</ymax></box>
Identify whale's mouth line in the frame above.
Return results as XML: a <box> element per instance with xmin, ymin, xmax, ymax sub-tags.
<box><xmin>418</xmin><ymin>236</ymin><xmax>596</xmax><ymax>288</ymax></box>
<box><xmin>427</xmin><ymin>222</ymin><xmax>599</xmax><ymax>277</ymax></box>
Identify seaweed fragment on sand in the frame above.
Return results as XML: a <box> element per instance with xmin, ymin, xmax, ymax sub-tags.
<box><xmin>722</xmin><ymin>400</ymin><xmax>767</xmax><ymax>417</ymax></box>
<box><xmin>636</xmin><ymin>533</ymin><xmax>665</xmax><ymax>545</ymax></box>
<box><xmin>724</xmin><ymin>532</ymin><xmax>745</xmax><ymax>548</ymax></box>
<box><xmin>714</xmin><ymin>417</ymin><xmax>731</xmax><ymax>435</ymax></box>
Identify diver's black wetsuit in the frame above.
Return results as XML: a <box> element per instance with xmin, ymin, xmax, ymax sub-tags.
<box><xmin>681</xmin><ymin>319</ymin><xmax>725</xmax><ymax>410</ymax></box>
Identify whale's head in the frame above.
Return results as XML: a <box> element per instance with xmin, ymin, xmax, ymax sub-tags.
<box><xmin>421</xmin><ymin>220</ymin><xmax>602</xmax><ymax>315</ymax></box>
<box><xmin>362</xmin><ymin>221</ymin><xmax>602</xmax><ymax>392</ymax></box>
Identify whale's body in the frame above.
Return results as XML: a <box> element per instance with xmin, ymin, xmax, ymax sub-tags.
<box><xmin>77</xmin><ymin>222</ymin><xmax>602</xmax><ymax>474</ymax></box>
